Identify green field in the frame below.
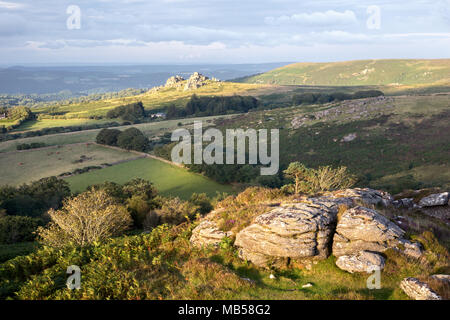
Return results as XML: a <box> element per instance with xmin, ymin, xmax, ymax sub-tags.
<box><xmin>0</xmin><ymin>143</ymin><xmax>139</xmax><ymax>186</ymax></box>
<box><xmin>66</xmin><ymin>157</ymin><xmax>235</xmax><ymax>199</ymax></box>
<box><xmin>11</xmin><ymin>118</ymin><xmax>110</xmax><ymax>132</ymax></box>
<box><xmin>238</xmin><ymin>59</ymin><xmax>450</xmax><ymax>87</ymax></box>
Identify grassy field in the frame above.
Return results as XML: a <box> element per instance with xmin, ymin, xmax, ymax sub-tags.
<box><xmin>238</xmin><ymin>59</ymin><xmax>450</xmax><ymax>87</ymax></box>
<box><xmin>66</xmin><ymin>157</ymin><xmax>235</xmax><ymax>199</ymax></box>
<box><xmin>0</xmin><ymin>143</ymin><xmax>139</xmax><ymax>186</ymax></box>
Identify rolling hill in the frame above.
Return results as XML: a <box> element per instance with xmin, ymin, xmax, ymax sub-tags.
<box><xmin>237</xmin><ymin>59</ymin><xmax>450</xmax><ymax>86</ymax></box>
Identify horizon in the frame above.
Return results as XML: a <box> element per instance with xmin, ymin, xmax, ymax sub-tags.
<box><xmin>2</xmin><ymin>57</ymin><xmax>450</xmax><ymax>69</ymax></box>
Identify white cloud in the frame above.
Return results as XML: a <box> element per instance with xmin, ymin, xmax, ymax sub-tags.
<box><xmin>265</xmin><ymin>10</ymin><xmax>358</xmax><ymax>26</ymax></box>
<box><xmin>0</xmin><ymin>1</ymin><xmax>24</xmax><ymax>9</ymax></box>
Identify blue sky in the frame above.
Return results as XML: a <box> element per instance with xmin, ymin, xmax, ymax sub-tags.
<box><xmin>0</xmin><ymin>0</ymin><xmax>449</xmax><ymax>64</ymax></box>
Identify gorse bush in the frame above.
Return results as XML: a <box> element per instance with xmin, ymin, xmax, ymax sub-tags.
<box><xmin>37</xmin><ymin>189</ymin><xmax>133</xmax><ymax>248</ymax></box>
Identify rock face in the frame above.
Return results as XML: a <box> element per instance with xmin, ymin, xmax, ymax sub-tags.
<box><xmin>332</xmin><ymin>206</ymin><xmax>405</xmax><ymax>256</ymax></box>
<box><xmin>419</xmin><ymin>192</ymin><xmax>449</xmax><ymax>207</ymax></box>
<box><xmin>234</xmin><ymin>201</ymin><xmax>339</xmax><ymax>268</ymax></box>
<box><xmin>165</xmin><ymin>75</ymin><xmax>185</xmax><ymax>88</ymax></box>
<box><xmin>400</xmin><ymin>278</ymin><xmax>442</xmax><ymax>300</ymax></box>
<box><xmin>184</xmin><ymin>72</ymin><xmax>210</xmax><ymax>91</ymax></box>
<box><xmin>336</xmin><ymin>251</ymin><xmax>385</xmax><ymax>273</ymax></box>
<box><xmin>325</xmin><ymin>188</ymin><xmax>393</xmax><ymax>207</ymax></box>
<box><xmin>341</xmin><ymin>133</ymin><xmax>357</xmax><ymax>142</ymax></box>
<box><xmin>392</xmin><ymin>198</ymin><xmax>414</xmax><ymax>209</ymax></box>
<box><xmin>430</xmin><ymin>274</ymin><xmax>450</xmax><ymax>283</ymax></box>
<box><xmin>190</xmin><ymin>220</ymin><xmax>232</xmax><ymax>248</ymax></box>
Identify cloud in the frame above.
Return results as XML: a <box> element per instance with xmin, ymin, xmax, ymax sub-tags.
<box><xmin>0</xmin><ymin>1</ymin><xmax>24</xmax><ymax>9</ymax></box>
<box><xmin>265</xmin><ymin>10</ymin><xmax>357</xmax><ymax>26</ymax></box>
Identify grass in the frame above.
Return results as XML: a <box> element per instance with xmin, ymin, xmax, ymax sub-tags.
<box><xmin>11</xmin><ymin>118</ymin><xmax>110</xmax><ymax>133</ymax></box>
<box><xmin>214</xmin><ymin>94</ymin><xmax>450</xmax><ymax>194</ymax></box>
<box><xmin>0</xmin><ymin>143</ymin><xmax>139</xmax><ymax>186</ymax></box>
<box><xmin>66</xmin><ymin>157</ymin><xmax>235</xmax><ymax>199</ymax></box>
<box><xmin>238</xmin><ymin>59</ymin><xmax>450</xmax><ymax>87</ymax></box>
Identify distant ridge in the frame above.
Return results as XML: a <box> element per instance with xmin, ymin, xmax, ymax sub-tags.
<box><xmin>237</xmin><ymin>59</ymin><xmax>450</xmax><ymax>86</ymax></box>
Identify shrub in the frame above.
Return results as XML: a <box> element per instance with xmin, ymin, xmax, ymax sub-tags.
<box><xmin>37</xmin><ymin>189</ymin><xmax>132</xmax><ymax>247</ymax></box>
<box><xmin>0</xmin><ymin>216</ymin><xmax>42</xmax><ymax>244</ymax></box>
<box><xmin>189</xmin><ymin>193</ymin><xmax>213</xmax><ymax>215</ymax></box>
<box><xmin>154</xmin><ymin>198</ymin><xmax>199</xmax><ymax>226</ymax></box>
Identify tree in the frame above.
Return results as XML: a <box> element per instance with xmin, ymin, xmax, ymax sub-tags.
<box><xmin>117</xmin><ymin>127</ymin><xmax>149</xmax><ymax>152</ymax></box>
<box><xmin>283</xmin><ymin>162</ymin><xmax>308</xmax><ymax>194</ymax></box>
<box><xmin>37</xmin><ymin>189</ymin><xmax>132</xmax><ymax>247</ymax></box>
<box><xmin>7</xmin><ymin>106</ymin><xmax>32</xmax><ymax>121</ymax></box>
<box><xmin>96</xmin><ymin>128</ymin><xmax>121</xmax><ymax>146</ymax></box>
<box><xmin>283</xmin><ymin>162</ymin><xmax>356</xmax><ymax>195</ymax></box>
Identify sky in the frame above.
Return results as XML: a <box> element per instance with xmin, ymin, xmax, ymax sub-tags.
<box><xmin>0</xmin><ymin>0</ymin><xmax>449</xmax><ymax>65</ymax></box>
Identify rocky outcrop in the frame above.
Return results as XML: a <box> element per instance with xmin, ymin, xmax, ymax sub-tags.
<box><xmin>400</xmin><ymin>278</ymin><xmax>442</xmax><ymax>300</ymax></box>
<box><xmin>190</xmin><ymin>220</ymin><xmax>233</xmax><ymax>248</ymax></box>
<box><xmin>165</xmin><ymin>75</ymin><xmax>185</xmax><ymax>88</ymax></box>
<box><xmin>332</xmin><ymin>206</ymin><xmax>405</xmax><ymax>256</ymax></box>
<box><xmin>392</xmin><ymin>198</ymin><xmax>414</xmax><ymax>209</ymax></box>
<box><xmin>323</xmin><ymin>188</ymin><xmax>393</xmax><ymax>207</ymax></box>
<box><xmin>234</xmin><ymin>200</ymin><xmax>339</xmax><ymax>268</ymax></box>
<box><xmin>336</xmin><ymin>251</ymin><xmax>385</xmax><ymax>273</ymax></box>
<box><xmin>430</xmin><ymin>274</ymin><xmax>450</xmax><ymax>283</ymax></box>
<box><xmin>419</xmin><ymin>192</ymin><xmax>449</xmax><ymax>207</ymax></box>
<box><xmin>184</xmin><ymin>72</ymin><xmax>210</xmax><ymax>91</ymax></box>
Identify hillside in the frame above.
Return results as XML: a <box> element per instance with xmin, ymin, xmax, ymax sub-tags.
<box><xmin>237</xmin><ymin>59</ymin><xmax>450</xmax><ymax>87</ymax></box>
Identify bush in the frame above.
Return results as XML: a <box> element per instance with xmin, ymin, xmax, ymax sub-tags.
<box><xmin>153</xmin><ymin>198</ymin><xmax>199</xmax><ymax>226</ymax></box>
<box><xmin>0</xmin><ymin>216</ymin><xmax>42</xmax><ymax>244</ymax></box>
<box><xmin>37</xmin><ymin>189</ymin><xmax>132</xmax><ymax>247</ymax></box>
<box><xmin>189</xmin><ymin>193</ymin><xmax>213</xmax><ymax>215</ymax></box>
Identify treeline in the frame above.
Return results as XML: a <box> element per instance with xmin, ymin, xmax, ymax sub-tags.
<box><xmin>16</xmin><ymin>142</ymin><xmax>47</xmax><ymax>150</ymax></box>
<box><xmin>166</xmin><ymin>94</ymin><xmax>260</xmax><ymax>119</ymax></box>
<box><xmin>0</xmin><ymin>88</ymin><xmax>147</xmax><ymax>110</ymax></box>
<box><xmin>96</xmin><ymin>127</ymin><xmax>149</xmax><ymax>152</ymax></box>
<box><xmin>0</xmin><ymin>121</ymin><xmax>121</xmax><ymax>142</ymax></box>
<box><xmin>106</xmin><ymin>102</ymin><xmax>146</xmax><ymax>123</ymax></box>
<box><xmin>292</xmin><ymin>90</ymin><xmax>384</xmax><ymax>105</ymax></box>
